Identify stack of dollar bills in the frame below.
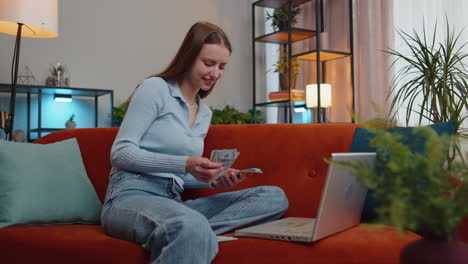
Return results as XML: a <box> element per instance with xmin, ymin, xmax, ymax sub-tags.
<box><xmin>210</xmin><ymin>149</ymin><xmax>263</xmax><ymax>179</ymax></box>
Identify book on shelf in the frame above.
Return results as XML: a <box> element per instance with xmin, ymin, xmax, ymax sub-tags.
<box><xmin>268</xmin><ymin>89</ymin><xmax>305</xmax><ymax>102</ymax></box>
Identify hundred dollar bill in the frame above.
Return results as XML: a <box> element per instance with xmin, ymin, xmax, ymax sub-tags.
<box><xmin>237</xmin><ymin>168</ymin><xmax>263</xmax><ymax>175</ymax></box>
<box><xmin>210</xmin><ymin>149</ymin><xmax>238</xmax><ymax>177</ymax></box>
<box><xmin>215</xmin><ymin>167</ymin><xmax>263</xmax><ymax>182</ymax></box>
<box><xmin>216</xmin><ymin>235</ymin><xmax>238</xmax><ymax>242</ymax></box>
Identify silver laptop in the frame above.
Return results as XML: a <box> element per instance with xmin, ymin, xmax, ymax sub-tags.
<box><xmin>235</xmin><ymin>152</ymin><xmax>376</xmax><ymax>243</ymax></box>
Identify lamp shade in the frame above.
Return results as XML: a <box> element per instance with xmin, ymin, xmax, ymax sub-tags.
<box><xmin>0</xmin><ymin>0</ymin><xmax>58</xmax><ymax>38</ymax></box>
<box><xmin>306</xmin><ymin>83</ymin><xmax>332</xmax><ymax>108</ymax></box>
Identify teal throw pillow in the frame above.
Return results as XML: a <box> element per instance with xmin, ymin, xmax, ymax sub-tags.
<box><xmin>350</xmin><ymin>120</ymin><xmax>457</xmax><ymax>222</ymax></box>
<box><xmin>0</xmin><ymin>138</ymin><xmax>102</xmax><ymax>228</ymax></box>
<box><xmin>350</xmin><ymin>120</ymin><xmax>456</xmax><ymax>153</ymax></box>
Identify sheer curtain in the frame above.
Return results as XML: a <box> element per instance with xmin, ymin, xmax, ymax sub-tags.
<box><xmin>353</xmin><ymin>0</ymin><xmax>394</xmax><ymax>121</ymax></box>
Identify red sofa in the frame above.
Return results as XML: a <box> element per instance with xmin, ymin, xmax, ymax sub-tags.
<box><xmin>1</xmin><ymin>123</ymin><xmax>466</xmax><ymax>263</ymax></box>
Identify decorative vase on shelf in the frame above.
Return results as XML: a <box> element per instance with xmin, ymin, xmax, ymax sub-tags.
<box><xmin>279</xmin><ymin>72</ymin><xmax>297</xmax><ymax>91</ymax></box>
<box><xmin>65</xmin><ymin>120</ymin><xmax>76</xmax><ymax>129</ymax></box>
<box><xmin>65</xmin><ymin>114</ymin><xmax>76</xmax><ymax>129</ymax></box>
<box><xmin>274</xmin><ymin>51</ymin><xmax>301</xmax><ymax>91</ymax></box>
<box><xmin>12</xmin><ymin>129</ymin><xmax>26</xmax><ymax>142</ymax></box>
<box><xmin>46</xmin><ymin>62</ymin><xmax>70</xmax><ymax>87</ymax></box>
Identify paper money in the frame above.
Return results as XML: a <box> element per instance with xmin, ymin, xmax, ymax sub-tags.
<box><xmin>238</xmin><ymin>168</ymin><xmax>263</xmax><ymax>174</ymax></box>
<box><xmin>210</xmin><ymin>149</ymin><xmax>239</xmax><ymax>177</ymax></box>
<box><xmin>215</xmin><ymin>167</ymin><xmax>263</xmax><ymax>183</ymax></box>
<box><xmin>210</xmin><ymin>149</ymin><xmax>263</xmax><ymax>181</ymax></box>
<box><xmin>216</xmin><ymin>235</ymin><xmax>238</xmax><ymax>242</ymax></box>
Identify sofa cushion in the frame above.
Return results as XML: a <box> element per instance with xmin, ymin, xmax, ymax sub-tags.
<box><xmin>350</xmin><ymin>120</ymin><xmax>456</xmax><ymax>153</ymax></box>
<box><xmin>0</xmin><ymin>224</ymin><xmax>419</xmax><ymax>264</ymax></box>
<box><xmin>0</xmin><ymin>225</ymin><xmax>148</xmax><ymax>264</ymax></box>
<box><xmin>33</xmin><ymin>127</ymin><xmax>118</xmax><ymax>202</ymax></box>
<box><xmin>0</xmin><ymin>138</ymin><xmax>102</xmax><ymax>228</ymax></box>
<box><xmin>217</xmin><ymin>225</ymin><xmax>420</xmax><ymax>264</ymax></box>
<box><xmin>350</xmin><ymin>120</ymin><xmax>457</xmax><ymax>221</ymax></box>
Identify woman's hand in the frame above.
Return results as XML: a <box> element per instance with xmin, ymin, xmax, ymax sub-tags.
<box><xmin>212</xmin><ymin>168</ymin><xmax>245</xmax><ymax>189</ymax></box>
<box><xmin>186</xmin><ymin>157</ymin><xmax>224</xmax><ymax>183</ymax></box>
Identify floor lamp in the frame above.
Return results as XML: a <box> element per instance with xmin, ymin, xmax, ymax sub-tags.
<box><xmin>0</xmin><ymin>0</ymin><xmax>58</xmax><ymax>141</ymax></box>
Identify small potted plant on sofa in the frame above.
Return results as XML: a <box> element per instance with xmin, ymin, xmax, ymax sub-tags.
<box><xmin>329</xmin><ymin>120</ymin><xmax>468</xmax><ymax>264</ymax></box>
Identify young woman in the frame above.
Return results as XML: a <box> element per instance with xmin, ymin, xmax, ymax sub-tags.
<box><xmin>101</xmin><ymin>22</ymin><xmax>288</xmax><ymax>264</ymax></box>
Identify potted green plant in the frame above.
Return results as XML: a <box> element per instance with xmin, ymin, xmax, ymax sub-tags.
<box><xmin>328</xmin><ymin>120</ymin><xmax>468</xmax><ymax>264</ymax></box>
<box><xmin>46</xmin><ymin>62</ymin><xmax>69</xmax><ymax>87</ymax></box>
<box><xmin>273</xmin><ymin>51</ymin><xmax>301</xmax><ymax>90</ymax></box>
<box><xmin>265</xmin><ymin>3</ymin><xmax>302</xmax><ymax>92</ymax></box>
<box><xmin>210</xmin><ymin>105</ymin><xmax>264</xmax><ymax>125</ymax></box>
<box><xmin>112</xmin><ymin>104</ymin><xmax>127</xmax><ymax>127</ymax></box>
<box><xmin>65</xmin><ymin>114</ymin><xmax>76</xmax><ymax>129</ymax></box>
<box><xmin>387</xmin><ymin>19</ymin><xmax>468</xmax><ymax>165</ymax></box>
<box><xmin>266</xmin><ymin>4</ymin><xmax>302</xmax><ymax>31</ymax></box>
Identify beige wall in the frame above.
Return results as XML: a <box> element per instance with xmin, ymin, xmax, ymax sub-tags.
<box><xmin>0</xmin><ymin>0</ymin><xmax>253</xmax><ymax>125</ymax></box>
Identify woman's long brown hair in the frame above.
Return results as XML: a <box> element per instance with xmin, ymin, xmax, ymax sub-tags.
<box><xmin>122</xmin><ymin>22</ymin><xmax>231</xmax><ymax>109</ymax></box>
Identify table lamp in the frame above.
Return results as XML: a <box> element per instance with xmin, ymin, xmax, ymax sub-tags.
<box><xmin>306</xmin><ymin>83</ymin><xmax>332</xmax><ymax>122</ymax></box>
<box><xmin>0</xmin><ymin>0</ymin><xmax>58</xmax><ymax>141</ymax></box>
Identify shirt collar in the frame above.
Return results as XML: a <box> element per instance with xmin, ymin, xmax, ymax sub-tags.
<box><xmin>167</xmin><ymin>79</ymin><xmax>201</xmax><ymax>104</ymax></box>
<box><xmin>167</xmin><ymin>79</ymin><xmax>183</xmax><ymax>99</ymax></box>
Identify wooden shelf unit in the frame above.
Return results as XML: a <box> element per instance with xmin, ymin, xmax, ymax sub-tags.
<box><xmin>293</xmin><ymin>50</ymin><xmax>351</xmax><ymax>61</ymax></box>
<box><xmin>255</xmin><ymin>28</ymin><xmax>317</xmax><ymax>44</ymax></box>
<box><xmin>254</xmin><ymin>0</ymin><xmax>312</xmax><ymax>9</ymax></box>
<box><xmin>251</xmin><ymin>0</ymin><xmax>354</xmax><ymax>123</ymax></box>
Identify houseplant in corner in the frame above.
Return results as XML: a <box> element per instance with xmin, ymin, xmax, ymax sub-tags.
<box><xmin>329</xmin><ymin>119</ymin><xmax>468</xmax><ymax>264</ymax></box>
<box><xmin>387</xmin><ymin>19</ymin><xmax>468</xmax><ymax>166</ymax></box>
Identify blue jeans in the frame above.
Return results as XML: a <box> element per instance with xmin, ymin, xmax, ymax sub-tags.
<box><xmin>101</xmin><ymin>171</ymin><xmax>289</xmax><ymax>264</ymax></box>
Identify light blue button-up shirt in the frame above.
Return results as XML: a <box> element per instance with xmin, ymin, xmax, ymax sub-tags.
<box><xmin>111</xmin><ymin>77</ymin><xmax>213</xmax><ymax>189</ymax></box>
